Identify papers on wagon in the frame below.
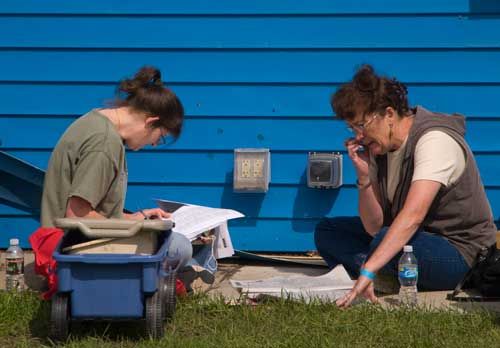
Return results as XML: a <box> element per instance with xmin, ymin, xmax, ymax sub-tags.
<box><xmin>230</xmin><ymin>265</ymin><xmax>354</xmax><ymax>302</ymax></box>
<box><xmin>156</xmin><ymin>199</ymin><xmax>244</xmax><ymax>258</ymax></box>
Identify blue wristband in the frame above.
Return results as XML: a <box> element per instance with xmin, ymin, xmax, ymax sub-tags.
<box><xmin>360</xmin><ymin>268</ymin><xmax>376</xmax><ymax>280</ymax></box>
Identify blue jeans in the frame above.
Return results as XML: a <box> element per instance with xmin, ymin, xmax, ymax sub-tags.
<box><xmin>163</xmin><ymin>232</ymin><xmax>193</xmax><ymax>272</ymax></box>
<box><xmin>314</xmin><ymin>216</ymin><xmax>470</xmax><ymax>290</ymax></box>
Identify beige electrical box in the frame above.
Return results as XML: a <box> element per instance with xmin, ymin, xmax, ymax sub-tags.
<box><xmin>233</xmin><ymin>148</ymin><xmax>271</xmax><ymax>192</ymax></box>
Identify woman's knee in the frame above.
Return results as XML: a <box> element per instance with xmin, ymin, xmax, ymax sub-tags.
<box><xmin>165</xmin><ymin>232</ymin><xmax>193</xmax><ymax>271</ymax></box>
<box><xmin>314</xmin><ymin>216</ymin><xmax>362</xmax><ymax>250</ymax></box>
<box><xmin>315</xmin><ymin>217</ymin><xmax>343</xmax><ymax>249</ymax></box>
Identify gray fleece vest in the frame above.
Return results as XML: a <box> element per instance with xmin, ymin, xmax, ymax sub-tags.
<box><xmin>375</xmin><ymin>106</ymin><xmax>496</xmax><ymax>266</ymax></box>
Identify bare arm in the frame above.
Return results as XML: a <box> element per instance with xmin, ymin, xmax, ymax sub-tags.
<box><xmin>337</xmin><ymin>179</ymin><xmax>442</xmax><ymax>308</ymax></box>
<box><xmin>66</xmin><ymin>196</ymin><xmax>170</xmax><ymax>220</ymax></box>
<box><xmin>345</xmin><ymin>138</ymin><xmax>383</xmax><ymax>235</ymax></box>
<box><xmin>358</xmin><ymin>177</ymin><xmax>384</xmax><ymax>236</ymax></box>
<box><xmin>65</xmin><ymin>196</ymin><xmax>106</xmax><ymax>219</ymax></box>
<box><xmin>363</xmin><ymin>179</ymin><xmax>442</xmax><ymax>272</ymax></box>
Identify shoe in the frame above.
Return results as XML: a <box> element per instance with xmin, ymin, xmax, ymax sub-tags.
<box><xmin>178</xmin><ymin>265</ymin><xmax>216</xmax><ymax>293</ymax></box>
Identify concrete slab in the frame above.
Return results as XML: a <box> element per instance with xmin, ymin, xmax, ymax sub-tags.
<box><xmin>204</xmin><ymin>260</ymin><xmax>500</xmax><ymax>313</ymax></box>
<box><xmin>2</xmin><ymin>251</ymin><xmax>499</xmax><ymax>313</ymax></box>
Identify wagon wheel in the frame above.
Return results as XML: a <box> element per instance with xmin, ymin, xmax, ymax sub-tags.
<box><xmin>50</xmin><ymin>293</ymin><xmax>70</xmax><ymax>341</ymax></box>
<box><xmin>160</xmin><ymin>272</ymin><xmax>177</xmax><ymax>320</ymax></box>
<box><xmin>145</xmin><ymin>290</ymin><xmax>164</xmax><ymax>339</ymax></box>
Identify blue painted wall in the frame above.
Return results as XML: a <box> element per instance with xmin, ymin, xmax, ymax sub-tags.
<box><xmin>0</xmin><ymin>0</ymin><xmax>499</xmax><ymax>249</ymax></box>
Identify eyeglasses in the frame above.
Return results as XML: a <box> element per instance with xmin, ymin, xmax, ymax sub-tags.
<box><xmin>347</xmin><ymin>114</ymin><xmax>378</xmax><ymax>133</ymax></box>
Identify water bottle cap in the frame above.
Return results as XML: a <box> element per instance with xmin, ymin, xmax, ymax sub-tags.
<box><xmin>403</xmin><ymin>245</ymin><xmax>413</xmax><ymax>252</ymax></box>
<box><xmin>9</xmin><ymin>238</ymin><xmax>19</xmax><ymax>246</ymax></box>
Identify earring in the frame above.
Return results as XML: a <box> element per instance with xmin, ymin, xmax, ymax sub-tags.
<box><xmin>389</xmin><ymin>124</ymin><xmax>393</xmax><ymax>140</ymax></box>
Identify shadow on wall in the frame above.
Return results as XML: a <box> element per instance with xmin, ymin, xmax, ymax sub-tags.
<box><xmin>219</xmin><ymin>171</ymin><xmax>265</xmax><ymax>227</ymax></box>
<box><xmin>220</xmin><ymin>170</ymin><xmax>339</xmax><ymax>232</ymax></box>
<box><xmin>291</xmin><ymin>169</ymin><xmax>339</xmax><ymax>232</ymax></box>
<box><xmin>469</xmin><ymin>0</ymin><xmax>500</xmax><ymax>15</ymax></box>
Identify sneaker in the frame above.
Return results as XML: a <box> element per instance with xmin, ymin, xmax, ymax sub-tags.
<box><xmin>178</xmin><ymin>265</ymin><xmax>215</xmax><ymax>293</ymax></box>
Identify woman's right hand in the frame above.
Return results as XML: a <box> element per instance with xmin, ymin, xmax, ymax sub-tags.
<box><xmin>344</xmin><ymin>137</ymin><xmax>370</xmax><ymax>180</ymax></box>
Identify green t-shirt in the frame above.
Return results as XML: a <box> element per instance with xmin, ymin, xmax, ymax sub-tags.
<box><xmin>41</xmin><ymin>109</ymin><xmax>127</xmax><ymax>227</ymax></box>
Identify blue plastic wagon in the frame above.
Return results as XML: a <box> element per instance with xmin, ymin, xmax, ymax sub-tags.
<box><xmin>50</xmin><ymin>218</ymin><xmax>177</xmax><ymax>340</ymax></box>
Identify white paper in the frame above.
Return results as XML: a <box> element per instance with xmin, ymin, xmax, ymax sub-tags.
<box><xmin>156</xmin><ymin>199</ymin><xmax>243</xmax><ymax>259</ymax></box>
<box><xmin>213</xmin><ymin>222</ymin><xmax>235</xmax><ymax>259</ymax></box>
<box><xmin>230</xmin><ymin>265</ymin><xmax>354</xmax><ymax>302</ymax></box>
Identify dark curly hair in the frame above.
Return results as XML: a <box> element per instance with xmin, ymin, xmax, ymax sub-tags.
<box><xmin>115</xmin><ymin>65</ymin><xmax>184</xmax><ymax>139</ymax></box>
<box><xmin>331</xmin><ymin>64</ymin><xmax>411</xmax><ymax>121</ymax></box>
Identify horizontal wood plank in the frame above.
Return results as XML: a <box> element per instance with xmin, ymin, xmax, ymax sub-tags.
<box><xmin>1</xmin><ymin>117</ymin><xmax>500</xmax><ymax>152</ymax></box>
<box><xmin>0</xmin><ymin>51</ymin><xmax>500</xmax><ymax>83</ymax></box>
<box><xmin>1</xmin><ymin>84</ymin><xmax>500</xmax><ymax>118</ymax></box>
<box><xmin>0</xmin><ymin>0</ymin><xmax>473</xmax><ymax>15</ymax></box>
<box><xmin>1</xmin><ymin>16</ymin><xmax>499</xmax><ymax>49</ymax></box>
<box><xmin>0</xmin><ymin>216</ymin><xmax>318</xmax><ymax>251</ymax></box>
<box><xmin>2</xmin><ymin>184</ymin><xmax>500</xmax><ymax>221</ymax></box>
<box><xmin>4</xmin><ymin>150</ymin><xmax>500</xmax><ymax>187</ymax></box>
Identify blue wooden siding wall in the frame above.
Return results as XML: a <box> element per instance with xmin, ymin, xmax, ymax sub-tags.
<box><xmin>0</xmin><ymin>0</ymin><xmax>499</xmax><ymax>249</ymax></box>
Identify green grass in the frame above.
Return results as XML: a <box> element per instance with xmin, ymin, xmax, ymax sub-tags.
<box><xmin>1</xmin><ymin>291</ymin><xmax>500</xmax><ymax>348</ymax></box>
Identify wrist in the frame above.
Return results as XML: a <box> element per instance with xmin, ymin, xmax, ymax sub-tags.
<box><xmin>356</xmin><ymin>177</ymin><xmax>371</xmax><ymax>189</ymax></box>
<box><xmin>360</xmin><ymin>268</ymin><xmax>376</xmax><ymax>280</ymax></box>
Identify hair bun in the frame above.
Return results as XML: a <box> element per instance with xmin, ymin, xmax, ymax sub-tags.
<box><xmin>353</xmin><ymin>64</ymin><xmax>379</xmax><ymax>93</ymax></box>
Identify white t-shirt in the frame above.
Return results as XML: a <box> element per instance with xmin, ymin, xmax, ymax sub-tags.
<box><xmin>369</xmin><ymin>130</ymin><xmax>466</xmax><ymax>203</ymax></box>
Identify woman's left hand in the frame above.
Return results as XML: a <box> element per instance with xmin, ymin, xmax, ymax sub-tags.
<box><xmin>141</xmin><ymin>208</ymin><xmax>171</xmax><ymax>219</ymax></box>
<box><xmin>336</xmin><ymin>275</ymin><xmax>379</xmax><ymax>309</ymax></box>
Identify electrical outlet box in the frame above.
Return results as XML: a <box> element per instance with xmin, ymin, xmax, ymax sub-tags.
<box><xmin>234</xmin><ymin>148</ymin><xmax>271</xmax><ymax>192</ymax></box>
<box><xmin>307</xmin><ymin>152</ymin><xmax>343</xmax><ymax>189</ymax></box>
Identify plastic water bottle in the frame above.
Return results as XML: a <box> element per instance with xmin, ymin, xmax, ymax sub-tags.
<box><xmin>398</xmin><ymin>245</ymin><xmax>418</xmax><ymax>306</ymax></box>
<box><xmin>5</xmin><ymin>238</ymin><xmax>25</xmax><ymax>291</ymax></box>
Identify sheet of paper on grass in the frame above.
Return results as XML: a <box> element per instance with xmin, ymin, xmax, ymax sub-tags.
<box><xmin>230</xmin><ymin>265</ymin><xmax>354</xmax><ymax>302</ymax></box>
<box><xmin>156</xmin><ymin>199</ymin><xmax>244</xmax><ymax>258</ymax></box>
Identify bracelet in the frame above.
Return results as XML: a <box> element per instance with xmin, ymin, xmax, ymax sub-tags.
<box><xmin>356</xmin><ymin>179</ymin><xmax>371</xmax><ymax>189</ymax></box>
<box><xmin>360</xmin><ymin>268</ymin><xmax>376</xmax><ymax>280</ymax></box>
<box><xmin>138</xmin><ymin>210</ymin><xmax>148</xmax><ymax>220</ymax></box>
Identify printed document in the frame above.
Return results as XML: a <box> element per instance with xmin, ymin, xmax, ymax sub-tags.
<box><xmin>156</xmin><ymin>199</ymin><xmax>244</xmax><ymax>258</ymax></box>
<box><xmin>230</xmin><ymin>265</ymin><xmax>354</xmax><ymax>302</ymax></box>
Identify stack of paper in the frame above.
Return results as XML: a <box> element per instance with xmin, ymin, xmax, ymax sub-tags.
<box><xmin>156</xmin><ymin>199</ymin><xmax>244</xmax><ymax>259</ymax></box>
<box><xmin>230</xmin><ymin>266</ymin><xmax>354</xmax><ymax>302</ymax></box>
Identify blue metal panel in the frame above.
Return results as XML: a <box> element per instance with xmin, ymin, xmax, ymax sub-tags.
<box><xmin>0</xmin><ymin>0</ymin><xmax>499</xmax><ymax>249</ymax></box>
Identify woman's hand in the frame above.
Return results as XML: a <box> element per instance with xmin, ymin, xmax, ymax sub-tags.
<box><xmin>336</xmin><ymin>275</ymin><xmax>379</xmax><ymax>309</ymax></box>
<box><xmin>344</xmin><ymin>137</ymin><xmax>370</xmax><ymax>180</ymax></box>
<box><xmin>127</xmin><ymin>208</ymin><xmax>172</xmax><ymax>220</ymax></box>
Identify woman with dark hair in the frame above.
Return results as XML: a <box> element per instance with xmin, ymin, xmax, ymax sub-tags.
<box><xmin>40</xmin><ymin>65</ymin><xmax>191</xmax><ymax>271</ymax></box>
<box><xmin>315</xmin><ymin>65</ymin><xmax>496</xmax><ymax>307</ymax></box>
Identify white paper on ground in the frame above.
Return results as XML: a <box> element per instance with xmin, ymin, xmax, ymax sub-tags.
<box><xmin>230</xmin><ymin>265</ymin><xmax>354</xmax><ymax>302</ymax></box>
<box><xmin>156</xmin><ymin>199</ymin><xmax>243</xmax><ymax>258</ymax></box>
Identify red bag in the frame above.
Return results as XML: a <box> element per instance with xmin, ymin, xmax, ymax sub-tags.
<box><xmin>28</xmin><ymin>227</ymin><xmax>63</xmax><ymax>300</ymax></box>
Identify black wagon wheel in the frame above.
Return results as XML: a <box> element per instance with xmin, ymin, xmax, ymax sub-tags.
<box><xmin>50</xmin><ymin>293</ymin><xmax>70</xmax><ymax>341</ymax></box>
<box><xmin>160</xmin><ymin>272</ymin><xmax>177</xmax><ymax>320</ymax></box>
<box><xmin>145</xmin><ymin>290</ymin><xmax>164</xmax><ymax>339</ymax></box>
